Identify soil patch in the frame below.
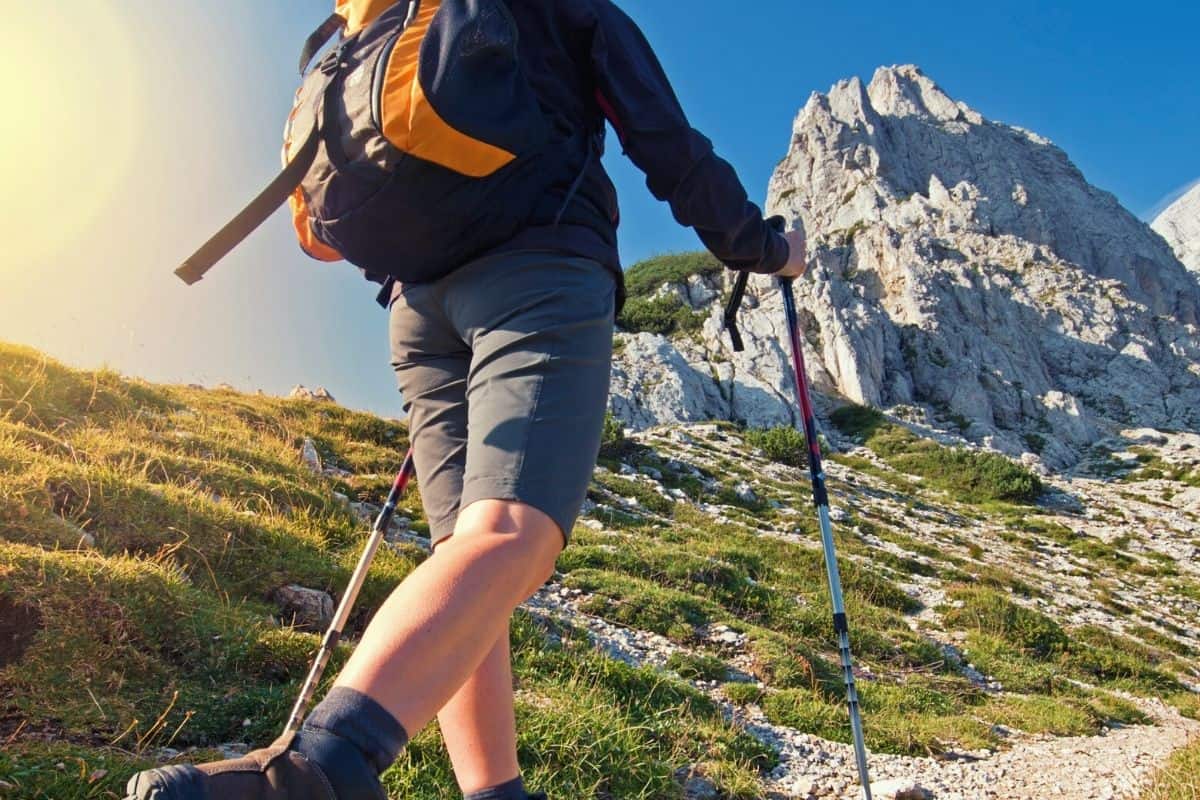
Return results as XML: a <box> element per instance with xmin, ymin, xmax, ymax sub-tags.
<box><xmin>0</xmin><ymin>594</ymin><xmax>42</xmax><ymax>668</ymax></box>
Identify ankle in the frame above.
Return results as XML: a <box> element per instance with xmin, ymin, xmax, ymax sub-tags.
<box><xmin>464</xmin><ymin>775</ymin><xmax>527</xmax><ymax>800</ymax></box>
<box><xmin>301</xmin><ymin>686</ymin><xmax>408</xmax><ymax>773</ymax></box>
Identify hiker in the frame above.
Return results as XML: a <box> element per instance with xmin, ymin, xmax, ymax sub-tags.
<box><xmin>127</xmin><ymin>1</ymin><xmax>806</xmax><ymax>798</ymax></box>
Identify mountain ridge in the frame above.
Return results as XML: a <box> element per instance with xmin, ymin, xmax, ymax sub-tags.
<box><xmin>609</xmin><ymin>65</ymin><xmax>1200</xmax><ymax>470</ymax></box>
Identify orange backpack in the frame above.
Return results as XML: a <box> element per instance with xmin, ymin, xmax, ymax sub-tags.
<box><xmin>177</xmin><ymin>0</ymin><xmax>571</xmax><ymax>286</ymax></box>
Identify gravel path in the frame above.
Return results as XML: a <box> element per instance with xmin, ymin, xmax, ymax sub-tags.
<box><xmin>524</xmin><ymin>582</ymin><xmax>1200</xmax><ymax>800</ymax></box>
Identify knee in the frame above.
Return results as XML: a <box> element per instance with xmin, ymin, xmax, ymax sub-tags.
<box><xmin>449</xmin><ymin>499</ymin><xmax>563</xmax><ymax>595</ymax></box>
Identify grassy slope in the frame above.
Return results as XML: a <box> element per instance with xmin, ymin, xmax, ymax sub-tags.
<box><xmin>1</xmin><ymin>342</ymin><xmax>1197</xmax><ymax>799</ymax></box>
<box><xmin>0</xmin><ymin>344</ymin><xmax>767</xmax><ymax>799</ymax></box>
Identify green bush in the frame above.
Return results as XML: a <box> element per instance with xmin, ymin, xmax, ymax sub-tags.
<box><xmin>618</xmin><ymin>294</ymin><xmax>705</xmax><ymax>336</ymax></box>
<box><xmin>829</xmin><ymin>404</ymin><xmax>886</xmax><ymax>438</ymax></box>
<box><xmin>830</xmin><ymin>403</ymin><xmax>1042</xmax><ymax>504</ymax></box>
<box><xmin>624</xmin><ymin>251</ymin><xmax>723</xmax><ymax>297</ymax></box>
<box><xmin>745</xmin><ymin>426</ymin><xmax>808</xmax><ymax>467</ymax></box>
<box><xmin>617</xmin><ymin>251</ymin><xmax>723</xmax><ymax>336</ymax></box>
<box><xmin>598</xmin><ymin>411</ymin><xmax>630</xmax><ymax>460</ymax></box>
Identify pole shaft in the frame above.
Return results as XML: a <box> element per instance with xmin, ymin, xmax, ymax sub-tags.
<box><xmin>283</xmin><ymin>450</ymin><xmax>416</xmax><ymax>735</ymax></box>
<box><xmin>780</xmin><ymin>279</ymin><xmax>873</xmax><ymax>800</ymax></box>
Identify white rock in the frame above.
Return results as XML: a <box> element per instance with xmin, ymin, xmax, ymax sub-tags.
<box><xmin>870</xmin><ymin>778</ymin><xmax>932</xmax><ymax>800</ymax></box>
<box><xmin>289</xmin><ymin>385</ymin><xmax>337</xmax><ymax>403</ymax></box>
<box><xmin>299</xmin><ymin>438</ymin><xmax>322</xmax><ymax>473</ymax></box>
<box><xmin>1153</xmin><ymin>181</ymin><xmax>1200</xmax><ymax>272</ymax></box>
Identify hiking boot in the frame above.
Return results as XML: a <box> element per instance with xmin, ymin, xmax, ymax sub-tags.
<box><xmin>123</xmin><ymin>739</ymin><xmax>338</xmax><ymax>800</ymax></box>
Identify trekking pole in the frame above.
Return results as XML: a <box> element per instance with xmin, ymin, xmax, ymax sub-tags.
<box><xmin>777</xmin><ymin>274</ymin><xmax>873</xmax><ymax>800</ymax></box>
<box><xmin>282</xmin><ymin>449</ymin><xmax>416</xmax><ymax>735</ymax></box>
<box><xmin>723</xmin><ymin>216</ymin><xmax>872</xmax><ymax>798</ymax></box>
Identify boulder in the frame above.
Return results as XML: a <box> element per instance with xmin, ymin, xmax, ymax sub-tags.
<box><xmin>271</xmin><ymin>584</ymin><xmax>335</xmax><ymax>631</ymax></box>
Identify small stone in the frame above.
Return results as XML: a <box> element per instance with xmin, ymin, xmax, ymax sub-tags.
<box><xmin>272</xmin><ymin>584</ymin><xmax>335</xmax><ymax>631</ymax></box>
<box><xmin>790</xmin><ymin>777</ymin><xmax>818</xmax><ymax>797</ymax></box>
<box><xmin>69</xmin><ymin>523</ymin><xmax>96</xmax><ymax>549</ymax></box>
<box><xmin>217</xmin><ymin>743</ymin><xmax>250</xmax><ymax>759</ymax></box>
<box><xmin>870</xmin><ymin>778</ymin><xmax>932</xmax><ymax>800</ymax></box>
<box><xmin>299</xmin><ymin>438</ymin><xmax>322</xmax><ymax>473</ymax></box>
<box><xmin>154</xmin><ymin>747</ymin><xmax>181</xmax><ymax>762</ymax></box>
<box><xmin>674</xmin><ymin>767</ymin><xmax>719</xmax><ymax>800</ymax></box>
<box><xmin>349</xmin><ymin>501</ymin><xmax>379</xmax><ymax>524</ymax></box>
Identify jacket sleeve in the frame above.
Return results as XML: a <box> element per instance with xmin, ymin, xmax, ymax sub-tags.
<box><xmin>584</xmin><ymin>0</ymin><xmax>788</xmax><ymax>273</ymax></box>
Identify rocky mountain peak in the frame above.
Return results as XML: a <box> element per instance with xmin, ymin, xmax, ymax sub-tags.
<box><xmin>609</xmin><ymin>66</ymin><xmax>1200</xmax><ymax>469</ymax></box>
<box><xmin>779</xmin><ymin>64</ymin><xmax>1197</xmax><ymax>322</ymax></box>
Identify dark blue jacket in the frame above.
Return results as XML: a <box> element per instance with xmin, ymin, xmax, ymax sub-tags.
<box><xmin>389</xmin><ymin>0</ymin><xmax>789</xmax><ymax>307</ymax></box>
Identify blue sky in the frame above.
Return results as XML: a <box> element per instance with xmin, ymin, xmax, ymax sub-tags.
<box><xmin>2</xmin><ymin>0</ymin><xmax>1197</xmax><ymax>417</ymax></box>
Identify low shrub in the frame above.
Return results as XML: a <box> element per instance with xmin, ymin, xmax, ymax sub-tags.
<box><xmin>830</xmin><ymin>404</ymin><xmax>1042</xmax><ymax>503</ymax></box>
<box><xmin>745</xmin><ymin>425</ymin><xmax>808</xmax><ymax>467</ymax></box>
<box><xmin>618</xmin><ymin>294</ymin><xmax>706</xmax><ymax>336</ymax></box>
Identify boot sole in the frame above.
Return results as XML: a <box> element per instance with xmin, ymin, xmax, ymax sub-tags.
<box><xmin>124</xmin><ymin>764</ymin><xmax>207</xmax><ymax>800</ymax></box>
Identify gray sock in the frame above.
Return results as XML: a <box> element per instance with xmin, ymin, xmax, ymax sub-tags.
<box><xmin>464</xmin><ymin>775</ymin><xmax>527</xmax><ymax>800</ymax></box>
<box><xmin>299</xmin><ymin>686</ymin><xmax>408</xmax><ymax>774</ymax></box>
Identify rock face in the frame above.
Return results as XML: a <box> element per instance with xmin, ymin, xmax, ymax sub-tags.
<box><xmin>1153</xmin><ymin>181</ymin><xmax>1200</xmax><ymax>273</ymax></box>
<box><xmin>609</xmin><ymin>65</ymin><xmax>1200</xmax><ymax>467</ymax></box>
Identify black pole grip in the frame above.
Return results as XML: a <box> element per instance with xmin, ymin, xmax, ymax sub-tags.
<box><xmin>722</xmin><ymin>271</ymin><xmax>750</xmax><ymax>352</ymax></box>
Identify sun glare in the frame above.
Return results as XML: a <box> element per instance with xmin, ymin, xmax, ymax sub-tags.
<box><xmin>1</xmin><ymin>1</ymin><xmax>143</xmax><ymax>271</ymax></box>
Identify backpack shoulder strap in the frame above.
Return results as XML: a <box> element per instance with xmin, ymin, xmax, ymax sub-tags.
<box><xmin>298</xmin><ymin>13</ymin><xmax>345</xmax><ymax>75</ymax></box>
<box><xmin>174</xmin><ymin>124</ymin><xmax>321</xmax><ymax>285</ymax></box>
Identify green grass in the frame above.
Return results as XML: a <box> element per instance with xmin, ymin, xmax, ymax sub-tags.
<box><xmin>943</xmin><ymin>587</ymin><xmax>1188</xmax><ymax>696</ymax></box>
<box><xmin>3</xmin><ymin>340</ymin><xmax>1194</xmax><ymax>795</ymax></box>
<box><xmin>618</xmin><ymin>294</ymin><xmax>708</xmax><ymax>337</ymax></box>
<box><xmin>830</xmin><ymin>404</ymin><xmax>1042</xmax><ymax>503</ymax></box>
<box><xmin>1140</xmin><ymin>737</ymin><xmax>1200</xmax><ymax>800</ymax></box>
<box><xmin>666</xmin><ymin>651</ymin><xmax>730</xmax><ymax>682</ymax></box>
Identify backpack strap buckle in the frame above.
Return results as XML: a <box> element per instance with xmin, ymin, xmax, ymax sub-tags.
<box><xmin>299</xmin><ymin>13</ymin><xmax>345</xmax><ymax>76</ymax></box>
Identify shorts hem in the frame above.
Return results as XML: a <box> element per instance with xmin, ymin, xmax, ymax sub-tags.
<box><xmin>460</xmin><ymin>476</ymin><xmax>574</xmax><ymax>546</ymax></box>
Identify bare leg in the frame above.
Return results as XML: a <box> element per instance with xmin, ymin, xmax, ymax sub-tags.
<box><xmin>436</xmin><ymin>627</ymin><xmax>520</xmax><ymax>793</ymax></box>
<box><xmin>333</xmin><ymin>499</ymin><xmax>561</xmax><ymax>741</ymax></box>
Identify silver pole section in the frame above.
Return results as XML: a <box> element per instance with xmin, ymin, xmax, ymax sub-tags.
<box><xmin>282</xmin><ymin>449</ymin><xmax>416</xmax><ymax>736</ymax></box>
<box><xmin>780</xmin><ymin>277</ymin><xmax>873</xmax><ymax>800</ymax></box>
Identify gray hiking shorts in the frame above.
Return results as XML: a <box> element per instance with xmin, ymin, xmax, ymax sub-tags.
<box><xmin>389</xmin><ymin>250</ymin><xmax>616</xmax><ymax>546</ymax></box>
